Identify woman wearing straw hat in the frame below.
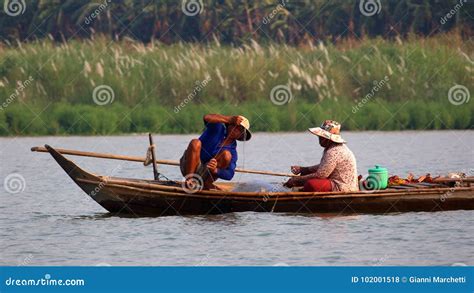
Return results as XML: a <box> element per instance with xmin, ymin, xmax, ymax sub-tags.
<box><xmin>284</xmin><ymin>120</ymin><xmax>359</xmax><ymax>192</ymax></box>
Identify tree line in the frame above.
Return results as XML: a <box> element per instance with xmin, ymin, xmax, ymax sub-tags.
<box><xmin>0</xmin><ymin>0</ymin><xmax>472</xmax><ymax>44</ymax></box>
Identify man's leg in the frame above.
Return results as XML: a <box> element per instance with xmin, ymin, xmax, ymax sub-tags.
<box><xmin>184</xmin><ymin>139</ymin><xmax>201</xmax><ymax>176</ymax></box>
<box><xmin>215</xmin><ymin>150</ymin><xmax>231</xmax><ymax>169</ymax></box>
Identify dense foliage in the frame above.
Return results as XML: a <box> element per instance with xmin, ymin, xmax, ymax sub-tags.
<box><xmin>1</xmin><ymin>0</ymin><xmax>473</xmax><ymax>44</ymax></box>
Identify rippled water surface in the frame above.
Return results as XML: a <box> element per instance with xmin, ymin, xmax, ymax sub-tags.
<box><xmin>1</xmin><ymin>131</ymin><xmax>473</xmax><ymax>265</ymax></box>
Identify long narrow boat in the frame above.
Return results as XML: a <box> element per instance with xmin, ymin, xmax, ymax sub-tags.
<box><xmin>43</xmin><ymin>145</ymin><xmax>474</xmax><ymax>217</ymax></box>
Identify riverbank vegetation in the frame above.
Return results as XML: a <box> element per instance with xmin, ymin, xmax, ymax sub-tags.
<box><xmin>1</xmin><ymin>99</ymin><xmax>471</xmax><ymax>136</ymax></box>
<box><xmin>0</xmin><ymin>34</ymin><xmax>472</xmax><ymax>135</ymax></box>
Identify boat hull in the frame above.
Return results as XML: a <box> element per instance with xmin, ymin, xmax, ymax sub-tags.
<box><xmin>82</xmin><ymin>180</ymin><xmax>474</xmax><ymax>216</ymax></box>
<box><xmin>45</xmin><ymin>145</ymin><xmax>474</xmax><ymax>217</ymax></box>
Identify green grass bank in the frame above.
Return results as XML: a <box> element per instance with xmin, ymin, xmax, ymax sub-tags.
<box><xmin>0</xmin><ymin>35</ymin><xmax>472</xmax><ymax>135</ymax></box>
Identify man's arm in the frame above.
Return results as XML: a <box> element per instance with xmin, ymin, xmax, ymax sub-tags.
<box><xmin>203</xmin><ymin>114</ymin><xmax>242</xmax><ymax>125</ymax></box>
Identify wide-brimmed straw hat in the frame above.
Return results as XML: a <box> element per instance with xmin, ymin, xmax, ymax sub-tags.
<box><xmin>237</xmin><ymin>116</ymin><xmax>252</xmax><ymax>141</ymax></box>
<box><xmin>308</xmin><ymin>120</ymin><xmax>346</xmax><ymax>143</ymax></box>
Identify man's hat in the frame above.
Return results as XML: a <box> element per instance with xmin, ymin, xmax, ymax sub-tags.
<box><xmin>308</xmin><ymin>120</ymin><xmax>345</xmax><ymax>143</ymax></box>
<box><xmin>237</xmin><ymin>116</ymin><xmax>252</xmax><ymax>141</ymax></box>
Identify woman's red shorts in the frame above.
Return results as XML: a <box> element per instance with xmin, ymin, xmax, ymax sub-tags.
<box><xmin>303</xmin><ymin>178</ymin><xmax>333</xmax><ymax>192</ymax></box>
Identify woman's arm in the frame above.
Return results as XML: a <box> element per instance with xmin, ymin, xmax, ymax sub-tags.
<box><xmin>301</xmin><ymin>164</ymin><xmax>319</xmax><ymax>175</ymax></box>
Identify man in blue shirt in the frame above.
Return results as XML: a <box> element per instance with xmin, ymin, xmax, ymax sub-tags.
<box><xmin>180</xmin><ymin>114</ymin><xmax>252</xmax><ymax>191</ymax></box>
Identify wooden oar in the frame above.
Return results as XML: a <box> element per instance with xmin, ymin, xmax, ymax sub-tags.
<box><xmin>31</xmin><ymin>146</ymin><xmax>295</xmax><ymax>177</ymax></box>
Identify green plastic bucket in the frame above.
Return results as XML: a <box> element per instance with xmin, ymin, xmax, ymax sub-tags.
<box><xmin>366</xmin><ymin>165</ymin><xmax>388</xmax><ymax>190</ymax></box>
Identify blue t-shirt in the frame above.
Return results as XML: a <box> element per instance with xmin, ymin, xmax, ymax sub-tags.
<box><xmin>198</xmin><ymin>122</ymin><xmax>237</xmax><ymax>180</ymax></box>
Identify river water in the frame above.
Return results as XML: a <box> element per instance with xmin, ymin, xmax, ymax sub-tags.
<box><xmin>1</xmin><ymin>131</ymin><xmax>473</xmax><ymax>265</ymax></box>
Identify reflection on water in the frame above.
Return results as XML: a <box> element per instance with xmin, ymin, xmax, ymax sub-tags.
<box><xmin>1</xmin><ymin>131</ymin><xmax>473</xmax><ymax>265</ymax></box>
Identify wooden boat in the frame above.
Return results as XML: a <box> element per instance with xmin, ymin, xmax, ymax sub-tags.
<box><xmin>43</xmin><ymin>145</ymin><xmax>474</xmax><ymax>217</ymax></box>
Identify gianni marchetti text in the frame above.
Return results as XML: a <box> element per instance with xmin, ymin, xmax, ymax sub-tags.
<box><xmin>409</xmin><ymin>276</ymin><xmax>466</xmax><ymax>283</ymax></box>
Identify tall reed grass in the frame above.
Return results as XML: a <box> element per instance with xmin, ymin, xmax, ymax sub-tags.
<box><xmin>0</xmin><ymin>34</ymin><xmax>472</xmax><ymax>135</ymax></box>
